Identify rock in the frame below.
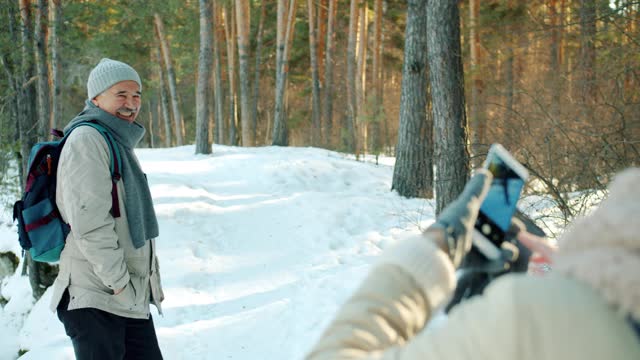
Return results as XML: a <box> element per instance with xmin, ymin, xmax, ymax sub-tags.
<box><xmin>24</xmin><ymin>252</ymin><xmax>59</xmax><ymax>300</ymax></box>
<box><xmin>0</xmin><ymin>251</ymin><xmax>19</xmax><ymax>280</ymax></box>
<box><xmin>0</xmin><ymin>251</ymin><xmax>20</xmax><ymax>307</ymax></box>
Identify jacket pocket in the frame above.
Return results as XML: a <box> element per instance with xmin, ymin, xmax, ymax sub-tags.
<box><xmin>69</xmin><ymin>257</ymin><xmax>112</xmax><ymax>294</ymax></box>
<box><xmin>110</xmin><ymin>276</ymin><xmax>144</xmax><ymax>312</ymax></box>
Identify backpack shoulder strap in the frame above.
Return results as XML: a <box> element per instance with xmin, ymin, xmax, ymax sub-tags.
<box><xmin>626</xmin><ymin>315</ymin><xmax>640</xmax><ymax>344</ymax></box>
<box><xmin>64</xmin><ymin>121</ymin><xmax>122</xmax><ymax>218</ymax></box>
<box><xmin>631</xmin><ymin>318</ymin><xmax>640</xmax><ymax>340</ymax></box>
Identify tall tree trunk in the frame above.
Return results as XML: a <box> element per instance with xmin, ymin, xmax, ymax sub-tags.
<box><xmin>212</xmin><ymin>0</ymin><xmax>225</xmax><ymax>145</ymax></box>
<box><xmin>1</xmin><ymin>56</ymin><xmax>18</xmax><ymax>151</ymax></box>
<box><xmin>468</xmin><ymin>0</ymin><xmax>484</xmax><ymax>167</ymax></box>
<box><xmin>222</xmin><ymin>4</ymin><xmax>238</xmax><ymax>145</ymax></box>
<box><xmin>578</xmin><ymin>0</ymin><xmax>597</xmax><ymax>110</ymax></box>
<box><xmin>391</xmin><ymin>0</ymin><xmax>432</xmax><ymax>199</ymax></box>
<box><xmin>284</xmin><ymin>0</ymin><xmax>297</xmax><ymax>102</ymax></box>
<box><xmin>0</xmin><ymin>53</ymin><xmax>19</xmax><ymax>157</ymax></box>
<box><xmin>34</xmin><ymin>0</ymin><xmax>49</xmax><ymax>141</ymax></box>
<box><xmin>370</xmin><ymin>0</ymin><xmax>383</xmax><ymax>157</ymax></box>
<box><xmin>427</xmin><ymin>1</ymin><xmax>470</xmax><ymax>215</ymax></box>
<box><xmin>196</xmin><ymin>0</ymin><xmax>212</xmax><ymax>154</ymax></box>
<box><xmin>356</xmin><ymin>2</ymin><xmax>368</xmax><ymax>153</ymax></box>
<box><xmin>344</xmin><ymin>0</ymin><xmax>359</xmax><ymax>153</ymax></box>
<box><xmin>19</xmin><ymin>0</ymin><xmax>56</xmax><ymax>301</ymax></box>
<box><xmin>235</xmin><ymin>0</ymin><xmax>253</xmax><ymax>146</ymax></box>
<box><xmin>251</xmin><ymin>0</ymin><xmax>266</xmax><ymax>144</ymax></box>
<box><xmin>2</xmin><ymin>0</ymin><xmax>20</xmax><ymax>148</ymax></box>
<box><xmin>148</xmin><ymin>98</ymin><xmax>159</xmax><ymax>148</ymax></box>
<box><xmin>621</xmin><ymin>0</ymin><xmax>637</xmax><ymax>165</ymax></box>
<box><xmin>499</xmin><ymin>2</ymin><xmax>518</xmax><ymax>146</ymax></box>
<box><xmin>155</xmin><ymin>45</ymin><xmax>172</xmax><ymax>147</ymax></box>
<box><xmin>307</xmin><ymin>0</ymin><xmax>321</xmax><ymax>146</ymax></box>
<box><xmin>272</xmin><ymin>0</ymin><xmax>297</xmax><ymax>146</ymax></box>
<box><xmin>207</xmin><ymin>78</ymin><xmax>215</xmax><ymax>144</ymax></box>
<box><xmin>146</xmin><ymin>100</ymin><xmax>153</xmax><ymax>147</ymax></box>
<box><xmin>548</xmin><ymin>0</ymin><xmax>561</xmax><ymax>120</ymax></box>
<box><xmin>547</xmin><ymin>0</ymin><xmax>562</xmax><ymax>177</ymax></box>
<box><xmin>273</xmin><ymin>0</ymin><xmax>286</xmax><ymax>145</ymax></box>
<box><xmin>18</xmin><ymin>0</ymin><xmax>37</xmax><ymax>181</ymax></box>
<box><xmin>560</xmin><ymin>0</ymin><xmax>566</xmax><ymax>75</ymax></box>
<box><xmin>502</xmin><ymin>1</ymin><xmax>522</xmax><ymax>151</ymax></box>
<box><xmin>49</xmin><ymin>0</ymin><xmax>61</xmax><ymax>132</ymax></box>
<box><xmin>504</xmin><ymin>42</ymin><xmax>514</xmax><ymax>136</ymax></box>
<box><xmin>154</xmin><ymin>13</ymin><xmax>184</xmax><ymax>146</ymax></box>
<box><xmin>2</xmin><ymin>0</ymin><xmax>23</xmax><ymax>200</ymax></box>
<box><xmin>322</xmin><ymin>0</ymin><xmax>337</xmax><ymax>147</ymax></box>
<box><xmin>316</xmin><ymin>0</ymin><xmax>327</xmax><ymax>82</ymax></box>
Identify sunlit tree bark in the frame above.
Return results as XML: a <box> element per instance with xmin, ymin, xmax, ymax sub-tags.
<box><xmin>222</xmin><ymin>4</ymin><xmax>238</xmax><ymax>145</ymax></box>
<box><xmin>356</xmin><ymin>2</ymin><xmax>368</xmax><ymax>153</ymax></box>
<box><xmin>212</xmin><ymin>0</ymin><xmax>225</xmax><ymax>145</ymax></box>
<box><xmin>427</xmin><ymin>0</ymin><xmax>470</xmax><ymax>215</ymax></box>
<box><xmin>272</xmin><ymin>0</ymin><xmax>297</xmax><ymax>146</ymax></box>
<box><xmin>18</xmin><ymin>0</ymin><xmax>37</xmax><ymax>179</ymax></box>
<box><xmin>235</xmin><ymin>0</ymin><xmax>253</xmax><ymax>146</ymax></box>
<box><xmin>308</xmin><ymin>0</ymin><xmax>321</xmax><ymax>146</ymax></box>
<box><xmin>578</xmin><ymin>0</ymin><xmax>597</xmax><ymax>110</ymax></box>
<box><xmin>154</xmin><ymin>13</ymin><xmax>184</xmax><ymax>146</ymax></box>
<box><xmin>34</xmin><ymin>0</ymin><xmax>48</xmax><ymax>141</ymax></box>
<box><xmin>18</xmin><ymin>0</ymin><xmax>57</xmax><ymax>301</ymax></box>
<box><xmin>316</xmin><ymin>0</ymin><xmax>327</xmax><ymax>82</ymax></box>
<box><xmin>196</xmin><ymin>0</ymin><xmax>212</xmax><ymax>154</ymax></box>
<box><xmin>391</xmin><ymin>0</ymin><xmax>432</xmax><ymax>199</ymax></box>
<box><xmin>369</xmin><ymin>0</ymin><xmax>383</xmax><ymax>157</ymax></box>
<box><xmin>155</xmin><ymin>45</ymin><xmax>172</xmax><ymax>147</ymax></box>
<box><xmin>49</xmin><ymin>0</ymin><xmax>62</xmax><ymax>132</ymax></box>
<box><xmin>344</xmin><ymin>0</ymin><xmax>359</xmax><ymax>153</ymax></box>
<box><xmin>322</xmin><ymin>0</ymin><xmax>337</xmax><ymax>147</ymax></box>
<box><xmin>251</xmin><ymin>0</ymin><xmax>266</xmax><ymax>144</ymax></box>
<box><xmin>468</xmin><ymin>0</ymin><xmax>485</xmax><ymax>166</ymax></box>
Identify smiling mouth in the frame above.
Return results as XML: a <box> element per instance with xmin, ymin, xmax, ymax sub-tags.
<box><xmin>117</xmin><ymin>109</ymin><xmax>137</xmax><ymax>118</ymax></box>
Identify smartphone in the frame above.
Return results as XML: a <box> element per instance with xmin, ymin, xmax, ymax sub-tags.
<box><xmin>472</xmin><ymin>144</ymin><xmax>529</xmax><ymax>260</ymax></box>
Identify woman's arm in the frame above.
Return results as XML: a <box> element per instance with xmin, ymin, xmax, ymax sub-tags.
<box><xmin>306</xmin><ymin>234</ymin><xmax>519</xmax><ymax>360</ymax></box>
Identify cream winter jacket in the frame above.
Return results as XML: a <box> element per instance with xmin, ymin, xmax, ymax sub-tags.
<box><xmin>49</xmin><ymin>126</ymin><xmax>164</xmax><ymax>319</ymax></box>
<box><xmin>307</xmin><ymin>168</ymin><xmax>640</xmax><ymax>360</ymax></box>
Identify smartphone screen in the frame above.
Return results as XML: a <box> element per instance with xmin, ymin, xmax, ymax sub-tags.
<box><xmin>475</xmin><ymin>150</ymin><xmax>526</xmax><ymax>245</ymax></box>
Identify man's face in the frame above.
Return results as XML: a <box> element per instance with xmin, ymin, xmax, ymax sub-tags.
<box><xmin>91</xmin><ymin>80</ymin><xmax>141</xmax><ymax>123</ymax></box>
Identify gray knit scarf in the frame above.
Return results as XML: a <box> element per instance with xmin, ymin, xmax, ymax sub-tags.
<box><xmin>64</xmin><ymin>100</ymin><xmax>159</xmax><ymax>248</ymax></box>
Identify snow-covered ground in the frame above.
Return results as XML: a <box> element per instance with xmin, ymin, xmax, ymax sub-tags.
<box><xmin>0</xmin><ymin>145</ymin><xmax>439</xmax><ymax>360</ymax></box>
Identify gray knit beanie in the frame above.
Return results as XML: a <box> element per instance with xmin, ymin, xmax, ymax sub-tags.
<box><xmin>87</xmin><ymin>58</ymin><xmax>142</xmax><ymax>99</ymax></box>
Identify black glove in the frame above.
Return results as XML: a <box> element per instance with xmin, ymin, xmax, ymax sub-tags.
<box><xmin>446</xmin><ymin>212</ymin><xmax>545</xmax><ymax>313</ymax></box>
<box><xmin>462</xmin><ymin>212</ymin><xmax>543</xmax><ymax>274</ymax></box>
<box><xmin>461</xmin><ymin>218</ymin><xmax>525</xmax><ymax>273</ymax></box>
<box><xmin>444</xmin><ymin>227</ymin><xmax>527</xmax><ymax>313</ymax></box>
<box><xmin>426</xmin><ymin>170</ymin><xmax>492</xmax><ymax>268</ymax></box>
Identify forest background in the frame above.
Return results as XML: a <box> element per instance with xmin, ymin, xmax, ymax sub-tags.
<box><xmin>1</xmin><ymin>0</ymin><xmax>639</xmax><ymax>234</ymax></box>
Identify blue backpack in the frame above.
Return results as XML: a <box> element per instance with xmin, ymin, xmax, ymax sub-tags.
<box><xmin>12</xmin><ymin>121</ymin><xmax>122</xmax><ymax>263</ymax></box>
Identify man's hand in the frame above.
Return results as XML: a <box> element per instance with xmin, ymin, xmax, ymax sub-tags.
<box><xmin>426</xmin><ymin>170</ymin><xmax>493</xmax><ymax>268</ymax></box>
<box><xmin>113</xmin><ymin>285</ymin><xmax>126</xmax><ymax>295</ymax></box>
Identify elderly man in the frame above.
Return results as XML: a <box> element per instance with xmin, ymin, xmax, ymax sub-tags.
<box><xmin>49</xmin><ymin>58</ymin><xmax>164</xmax><ymax>359</ymax></box>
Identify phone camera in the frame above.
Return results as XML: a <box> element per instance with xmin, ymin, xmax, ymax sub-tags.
<box><xmin>481</xmin><ymin>223</ymin><xmax>491</xmax><ymax>236</ymax></box>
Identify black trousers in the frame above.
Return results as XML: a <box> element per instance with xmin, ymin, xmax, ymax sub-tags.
<box><xmin>57</xmin><ymin>290</ymin><xmax>163</xmax><ymax>360</ymax></box>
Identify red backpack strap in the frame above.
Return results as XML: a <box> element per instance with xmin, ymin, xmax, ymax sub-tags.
<box><xmin>51</xmin><ymin>128</ymin><xmax>65</xmax><ymax>138</ymax></box>
<box><xmin>111</xmin><ymin>173</ymin><xmax>121</xmax><ymax>218</ymax></box>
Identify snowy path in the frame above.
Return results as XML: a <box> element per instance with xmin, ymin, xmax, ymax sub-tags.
<box><xmin>1</xmin><ymin>145</ymin><xmax>433</xmax><ymax>360</ymax></box>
